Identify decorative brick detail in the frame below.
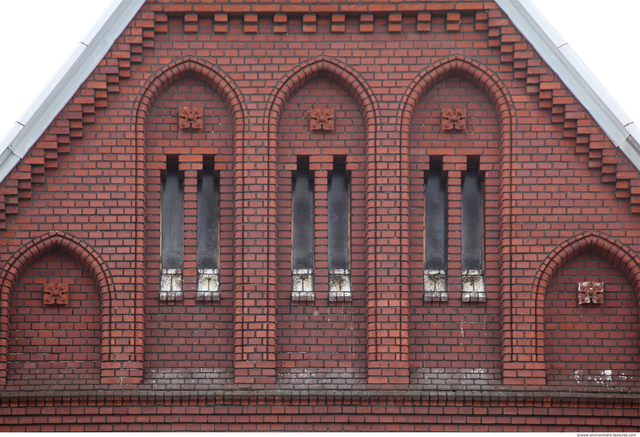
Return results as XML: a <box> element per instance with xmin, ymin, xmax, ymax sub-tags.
<box><xmin>462</xmin><ymin>270</ymin><xmax>486</xmax><ymax>303</ymax></box>
<box><xmin>331</xmin><ymin>14</ymin><xmax>345</xmax><ymax>33</ymax></box>
<box><xmin>328</xmin><ymin>269</ymin><xmax>351</xmax><ymax>302</ymax></box>
<box><xmin>303</xmin><ymin>14</ymin><xmax>316</xmax><ymax>34</ymax></box>
<box><xmin>244</xmin><ymin>13</ymin><xmax>258</xmax><ymax>34</ymax></box>
<box><xmin>360</xmin><ymin>14</ymin><xmax>374</xmax><ymax>33</ymax></box>
<box><xmin>447</xmin><ymin>12</ymin><xmax>461</xmax><ymax>32</ymax></box>
<box><xmin>178</xmin><ymin>105</ymin><xmax>204</xmax><ymax>132</ymax></box>
<box><xmin>417</xmin><ymin>12</ymin><xmax>431</xmax><ymax>32</ymax></box>
<box><xmin>291</xmin><ymin>269</ymin><xmax>314</xmax><ymax>303</ymax></box>
<box><xmin>273</xmin><ymin>13</ymin><xmax>287</xmax><ymax>34</ymax></box>
<box><xmin>266</xmin><ymin>57</ymin><xmax>379</xmax><ymax>384</ymax></box>
<box><xmin>1</xmin><ymin>2</ymin><xmax>636</xmax><ymax>241</ymax></box>
<box><xmin>309</xmin><ymin>107</ymin><xmax>334</xmax><ymax>133</ymax></box>
<box><xmin>423</xmin><ymin>270</ymin><xmax>447</xmax><ymax>302</ymax></box>
<box><xmin>388</xmin><ymin>13</ymin><xmax>402</xmax><ymax>33</ymax></box>
<box><xmin>531</xmin><ymin>230</ymin><xmax>640</xmax><ymax>365</ymax></box>
<box><xmin>43</xmin><ymin>282</ymin><xmax>69</xmax><ymax>307</ymax></box>
<box><xmin>184</xmin><ymin>13</ymin><xmax>198</xmax><ymax>33</ymax></box>
<box><xmin>214</xmin><ymin>13</ymin><xmax>228</xmax><ymax>34</ymax></box>
<box><xmin>441</xmin><ymin>108</ymin><xmax>466</xmax><ymax>132</ymax></box>
<box><xmin>578</xmin><ymin>281</ymin><xmax>604</xmax><ymax>306</ymax></box>
<box><xmin>160</xmin><ymin>269</ymin><xmax>183</xmax><ymax>303</ymax></box>
<box><xmin>197</xmin><ymin>269</ymin><xmax>220</xmax><ymax>303</ymax></box>
<box><xmin>0</xmin><ymin>231</ymin><xmax>119</xmax><ymax>387</ymax></box>
<box><xmin>133</xmin><ymin>57</ymin><xmax>248</xmax><ymax>385</ymax></box>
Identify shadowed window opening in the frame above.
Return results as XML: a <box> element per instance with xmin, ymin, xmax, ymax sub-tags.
<box><xmin>328</xmin><ymin>159</ymin><xmax>351</xmax><ymax>303</ymax></box>
<box><xmin>292</xmin><ymin>161</ymin><xmax>314</xmax><ymax>270</ymax></box>
<box><xmin>328</xmin><ymin>162</ymin><xmax>349</xmax><ymax>270</ymax></box>
<box><xmin>161</xmin><ymin>157</ymin><xmax>183</xmax><ymax>303</ymax></box>
<box><xmin>423</xmin><ymin>161</ymin><xmax>447</xmax><ymax>303</ymax></box>
<box><xmin>425</xmin><ymin>163</ymin><xmax>446</xmax><ymax>270</ymax></box>
<box><xmin>162</xmin><ymin>158</ymin><xmax>183</xmax><ymax>269</ymax></box>
<box><xmin>197</xmin><ymin>160</ymin><xmax>219</xmax><ymax>270</ymax></box>
<box><xmin>461</xmin><ymin>164</ymin><xmax>483</xmax><ymax>271</ymax></box>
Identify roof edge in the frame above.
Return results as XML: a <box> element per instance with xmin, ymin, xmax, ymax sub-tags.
<box><xmin>0</xmin><ymin>0</ymin><xmax>146</xmax><ymax>183</ymax></box>
<box><xmin>2</xmin><ymin>0</ymin><xmax>639</xmax><ymax>182</ymax></box>
<box><xmin>496</xmin><ymin>0</ymin><xmax>640</xmax><ymax>171</ymax></box>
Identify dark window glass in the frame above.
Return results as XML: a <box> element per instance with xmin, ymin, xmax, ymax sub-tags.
<box><xmin>197</xmin><ymin>163</ymin><xmax>218</xmax><ymax>270</ymax></box>
<box><xmin>162</xmin><ymin>162</ymin><xmax>183</xmax><ymax>269</ymax></box>
<box><xmin>425</xmin><ymin>164</ymin><xmax>446</xmax><ymax>270</ymax></box>
<box><xmin>292</xmin><ymin>164</ymin><xmax>314</xmax><ymax>270</ymax></box>
<box><xmin>328</xmin><ymin>164</ymin><xmax>349</xmax><ymax>270</ymax></box>
<box><xmin>461</xmin><ymin>165</ymin><xmax>483</xmax><ymax>270</ymax></box>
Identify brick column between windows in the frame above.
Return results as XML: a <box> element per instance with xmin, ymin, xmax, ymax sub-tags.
<box><xmin>312</xmin><ymin>165</ymin><xmax>329</xmax><ymax>299</ymax></box>
<box><xmin>179</xmin><ymin>155</ymin><xmax>202</xmax><ymax>306</ymax></box>
<box><xmin>444</xmin><ymin>157</ymin><xmax>464</xmax><ymax>299</ymax></box>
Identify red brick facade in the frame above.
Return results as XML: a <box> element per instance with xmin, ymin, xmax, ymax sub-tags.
<box><xmin>0</xmin><ymin>0</ymin><xmax>638</xmax><ymax>431</ymax></box>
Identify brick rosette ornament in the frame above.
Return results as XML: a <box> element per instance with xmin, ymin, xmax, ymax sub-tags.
<box><xmin>441</xmin><ymin>108</ymin><xmax>466</xmax><ymax>132</ymax></box>
<box><xmin>43</xmin><ymin>283</ymin><xmax>69</xmax><ymax>307</ymax></box>
<box><xmin>578</xmin><ymin>281</ymin><xmax>604</xmax><ymax>306</ymax></box>
<box><xmin>178</xmin><ymin>105</ymin><xmax>204</xmax><ymax>132</ymax></box>
<box><xmin>309</xmin><ymin>107</ymin><xmax>335</xmax><ymax>133</ymax></box>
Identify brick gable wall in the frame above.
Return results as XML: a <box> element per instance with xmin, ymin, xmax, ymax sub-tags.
<box><xmin>0</xmin><ymin>0</ymin><xmax>638</xmax><ymax>431</ymax></box>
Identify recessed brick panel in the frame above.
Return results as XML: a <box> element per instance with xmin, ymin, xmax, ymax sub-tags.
<box><xmin>545</xmin><ymin>252</ymin><xmax>640</xmax><ymax>390</ymax></box>
<box><xmin>8</xmin><ymin>253</ymin><xmax>101</xmax><ymax>391</ymax></box>
<box><xmin>144</xmin><ymin>78</ymin><xmax>234</xmax><ymax>389</ymax></box>
<box><xmin>276</xmin><ymin>79</ymin><xmax>367</xmax><ymax>387</ymax></box>
<box><xmin>409</xmin><ymin>79</ymin><xmax>502</xmax><ymax>382</ymax></box>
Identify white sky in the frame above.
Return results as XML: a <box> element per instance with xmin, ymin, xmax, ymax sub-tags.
<box><xmin>0</xmin><ymin>0</ymin><xmax>639</xmax><ymax>150</ymax></box>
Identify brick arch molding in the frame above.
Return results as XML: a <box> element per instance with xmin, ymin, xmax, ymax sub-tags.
<box><xmin>532</xmin><ymin>230</ymin><xmax>640</xmax><ymax>362</ymax></box>
<box><xmin>131</xmin><ymin>57</ymin><xmax>249</xmax><ymax>383</ymax></box>
<box><xmin>398</xmin><ymin>55</ymin><xmax>516</xmax><ymax>132</ymax></box>
<box><xmin>265</xmin><ymin>56</ymin><xmax>380</xmax><ymax>135</ymax></box>
<box><xmin>133</xmin><ymin>56</ymin><xmax>249</xmax><ymax>139</ymax></box>
<box><xmin>397</xmin><ymin>55</ymin><xmax>518</xmax><ymax>369</ymax></box>
<box><xmin>263</xmin><ymin>56</ymin><xmax>383</xmax><ymax>373</ymax></box>
<box><xmin>0</xmin><ymin>231</ymin><xmax>116</xmax><ymax>385</ymax></box>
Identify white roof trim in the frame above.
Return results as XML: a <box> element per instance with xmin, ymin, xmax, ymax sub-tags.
<box><xmin>0</xmin><ymin>0</ymin><xmax>145</xmax><ymax>183</ymax></box>
<box><xmin>496</xmin><ymin>0</ymin><xmax>640</xmax><ymax>171</ymax></box>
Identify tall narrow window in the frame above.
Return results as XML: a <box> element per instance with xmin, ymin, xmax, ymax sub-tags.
<box><xmin>424</xmin><ymin>163</ymin><xmax>447</xmax><ymax>302</ymax></box>
<box><xmin>328</xmin><ymin>162</ymin><xmax>351</xmax><ymax>302</ymax></box>
<box><xmin>161</xmin><ymin>159</ymin><xmax>183</xmax><ymax>303</ymax></box>
<box><xmin>291</xmin><ymin>162</ymin><xmax>315</xmax><ymax>303</ymax></box>
<box><xmin>461</xmin><ymin>163</ymin><xmax>485</xmax><ymax>303</ymax></box>
<box><xmin>197</xmin><ymin>161</ymin><xmax>220</xmax><ymax>303</ymax></box>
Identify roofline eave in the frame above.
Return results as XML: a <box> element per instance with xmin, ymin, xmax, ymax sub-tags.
<box><xmin>0</xmin><ymin>0</ymin><xmax>145</xmax><ymax>183</ymax></box>
<box><xmin>496</xmin><ymin>0</ymin><xmax>640</xmax><ymax>171</ymax></box>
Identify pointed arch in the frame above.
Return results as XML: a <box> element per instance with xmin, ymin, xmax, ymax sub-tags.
<box><xmin>398</xmin><ymin>55</ymin><xmax>516</xmax><ymax>135</ymax></box>
<box><xmin>131</xmin><ymin>57</ymin><xmax>249</xmax><ymax>384</ymax></box>
<box><xmin>261</xmin><ymin>56</ymin><xmax>382</xmax><ymax>378</ymax></box>
<box><xmin>133</xmin><ymin>56</ymin><xmax>249</xmax><ymax>141</ymax></box>
<box><xmin>265</xmin><ymin>56</ymin><xmax>380</xmax><ymax>138</ymax></box>
<box><xmin>532</xmin><ymin>230</ymin><xmax>640</xmax><ymax>361</ymax></box>
<box><xmin>0</xmin><ymin>231</ymin><xmax>115</xmax><ymax>385</ymax></box>
<box><xmin>397</xmin><ymin>55</ymin><xmax>518</xmax><ymax>371</ymax></box>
